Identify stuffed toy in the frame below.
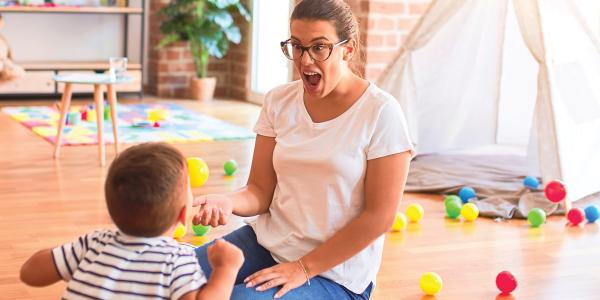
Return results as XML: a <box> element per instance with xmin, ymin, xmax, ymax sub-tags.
<box><xmin>0</xmin><ymin>14</ymin><xmax>25</xmax><ymax>81</ymax></box>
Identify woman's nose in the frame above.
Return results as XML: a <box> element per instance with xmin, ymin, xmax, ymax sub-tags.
<box><xmin>300</xmin><ymin>50</ymin><xmax>315</xmax><ymax>65</ymax></box>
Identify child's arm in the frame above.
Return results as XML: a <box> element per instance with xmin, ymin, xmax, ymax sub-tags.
<box><xmin>20</xmin><ymin>249</ymin><xmax>62</xmax><ymax>287</ymax></box>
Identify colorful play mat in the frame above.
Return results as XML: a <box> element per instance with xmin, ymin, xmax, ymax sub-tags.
<box><xmin>1</xmin><ymin>103</ymin><xmax>255</xmax><ymax>145</ymax></box>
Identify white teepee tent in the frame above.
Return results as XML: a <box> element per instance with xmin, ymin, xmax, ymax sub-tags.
<box><xmin>377</xmin><ymin>0</ymin><xmax>600</xmax><ymax>208</ymax></box>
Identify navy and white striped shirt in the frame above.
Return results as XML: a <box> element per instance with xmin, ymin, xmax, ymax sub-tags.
<box><xmin>52</xmin><ymin>229</ymin><xmax>206</xmax><ymax>299</ymax></box>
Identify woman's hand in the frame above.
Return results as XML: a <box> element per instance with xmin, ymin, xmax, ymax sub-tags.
<box><xmin>244</xmin><ymin>261</ymin><xmax>308</xmax><ymax>299</ymax></box>
<box><xmin>192</xmin><ymin>194</ymin><xmax>233</xmax><ymax>227</ymax></box>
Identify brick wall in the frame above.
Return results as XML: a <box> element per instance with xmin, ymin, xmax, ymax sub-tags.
<box><xmin>147</xmin><ymin>0</ymin><xmax>430</xmax><ymax>100</ymax></box>
<box><xmin>147</xmin><ymin>0</ymin><xmax>250</xmax><ymax>99</ymax></box>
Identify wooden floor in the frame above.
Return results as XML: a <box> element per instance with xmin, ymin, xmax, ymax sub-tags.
<box><xmin>1</xmin><ymin>97</ymin><xmax>598</xmax><ymax>300</ymax></box>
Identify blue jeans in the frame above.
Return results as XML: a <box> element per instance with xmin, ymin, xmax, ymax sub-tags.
<box><xmin>195</xmin><ymin>225</ymin><xmax>373</xmax><ymax>300</ymax></box>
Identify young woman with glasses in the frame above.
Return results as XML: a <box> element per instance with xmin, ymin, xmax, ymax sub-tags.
<box><xmin>192</xmin><ymin>0</ymin><xmax>414</xmax><ymax>299</ymax></box>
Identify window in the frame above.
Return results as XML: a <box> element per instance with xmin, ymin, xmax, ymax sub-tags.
<box><xmin>249</xmin><ymin>0</ymin><xmax>293</xmax><ymax>103</ymax></box>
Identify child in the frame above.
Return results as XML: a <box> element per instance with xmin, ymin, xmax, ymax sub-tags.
<box><xmin>20</xmin><ymin>142</ymin><xmax>244</xmax><ymax>299</ymax></box>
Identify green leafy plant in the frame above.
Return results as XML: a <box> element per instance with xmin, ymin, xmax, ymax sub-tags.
<box><xmin>158</xmin><ymin>0</ymin><xmax>251</xmax><ymax>78</ymax></box>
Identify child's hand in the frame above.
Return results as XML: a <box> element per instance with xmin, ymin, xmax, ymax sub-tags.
<box><xmin>207</xmin><ymin>239</ymin><xmax>244</xmax><ymax>271</ymax></box>
<box><xmin>192</xmin><ymin>194</ymin><xmax>233</xmax><ymax>227</ymax></box>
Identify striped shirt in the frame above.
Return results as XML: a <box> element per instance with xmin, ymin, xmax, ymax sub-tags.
<box><xmin>52</xmin><ymin>229</ymin><xmax>206</xmax><ymax>300</ymax></box>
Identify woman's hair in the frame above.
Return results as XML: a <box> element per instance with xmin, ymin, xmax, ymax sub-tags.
<box><xmin>291</xmin><ymin>0</ymin><xmax>365</xmax><ymax>77</ymax></box>
<box><xmin>105</xmin><ymin>142</ymin><xmax>187</xmax><ymax>237</ymax></box>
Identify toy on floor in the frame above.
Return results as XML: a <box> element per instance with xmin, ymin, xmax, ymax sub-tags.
<box><xmin>66</xmin><ymin>112</ymin><xmax>80</xmax><ymax>125</ymax></box>
<box><xmin>131</xmin><ymin>119</ymin><xmax>154</xmax><ymax>128</ymax></box>
<box><xmin>187</xmin><ymin>157</ymin><xmax>210</xmax><ymax>187</ymax></box>
<box><xmin>391</xmin><ymin>212</ymin><xmax>407</xmax><ymax>232</ymax></box>
<box><xmin>406</xmin><ymin>203</ymin><xmax>424</xmax><ymax>223</ymax></box>
<box><xmin>496</xmin><ymin>271</ymin><xmax>517</xmax><ymax>294</ymax></box>
<box><xmin>544</xmin><ymin>180</ymin><xmax>566</xmax><ymax>203</ymax></box>
<box><xmin>523</xmin><ymin>176</ymin><xmax>540</xmax><ymax>189</ymax></box>
<box><xmin>224</xmin><ymin>159</ymin><xmax>238</xmax><ymax>176</ymax></box>
<box><xmin>458</xmin><ymin>186</ymin><xmax>477</xmax><ymax>203</ymax></box>
<box><xmin>567</xmin><ymin>207</ymin><xmax>585</xmax><ymax>226</ymax></box>
<box><xmin>173</xmin><ymin>222</ymin><xmax>187</xmax><ymax>239</ymax></box>
<box><xmin>445</xmin><ymin>196</ymin><xmax>462</xmax><ymax>219</ymax></box>
<box><xmin>192</xmin><ymin>223</ymin><xmax>210</xmax><ymax>236</ymax></box>
<box><xmin>584</xmin><ymin>204</ymin><xmax>599</xmax><ymax>223</ymax></box>
<box><xmin>461</xmin><ymin>203</ymin><xmax>479</xmax><ymax>221</ymax></box>
<box><xmin>0</xmin><ymin>14</ymin><xmax>25</xmax><ymax>81</ymax></box>
<box><xmin>147</xmin><ymin>108</ymin><xmax>168</xmax><ymax>122</ymax></box>
<box><xmin>420</xmin><ymin>272</ymin><xmax>442</xmax><ymax>295</ymax></box>
<box><xmin>527</xmin><ymin>208</ymin><xmax>546</xmax><ymax>228</ymax></box>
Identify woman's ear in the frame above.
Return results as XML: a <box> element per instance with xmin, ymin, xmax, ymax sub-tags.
<box><xmin>343</xmin><ymin>39</ymin><xmax>356</xmax><ymax>61</ymax></box>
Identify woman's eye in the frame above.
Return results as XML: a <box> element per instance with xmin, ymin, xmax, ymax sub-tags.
<box><xmin>313</xmin><ymin>45</ymin><xmax>326</xmax><ymax>51</ymax></box>
<box><xmin>292</xmin><ymin>44</ymin><xmax>303</xmax><ymax>50</ymax></box>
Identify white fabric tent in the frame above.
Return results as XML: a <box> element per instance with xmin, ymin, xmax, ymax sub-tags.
<box><xmin>377</xmin><ymin>0</ymin><xmax>600</xmax><ymax>206</ymax></box>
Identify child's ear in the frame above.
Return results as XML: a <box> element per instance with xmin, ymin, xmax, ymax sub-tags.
<box><xmin>177</xmin><ymin>205</ymin><xmax>187</xmax><ymax>226</ymax></box>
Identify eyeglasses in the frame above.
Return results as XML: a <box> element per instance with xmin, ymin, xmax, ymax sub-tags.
<box><xmin>280</xmin><ymin>39</ymin><xmax>349</xmax><ymax>62</ymax></box>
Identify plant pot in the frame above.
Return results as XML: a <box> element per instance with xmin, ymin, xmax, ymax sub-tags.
<box><xmin>189</xmin><ymin>77</ymin><xmax>217</xmax><ymax>101</ymax></box>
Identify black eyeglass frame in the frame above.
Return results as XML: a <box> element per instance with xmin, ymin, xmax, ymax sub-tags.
<box><xmin>280</xmin><ymin>38</ymin><xmax>349</xmax><ymax>62</ymax></box>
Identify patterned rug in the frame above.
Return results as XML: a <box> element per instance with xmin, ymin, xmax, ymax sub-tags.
<box><xmin>1</xmin><ymin>103</ymin><xmax>255</xmax><ymax>145</ymax></box>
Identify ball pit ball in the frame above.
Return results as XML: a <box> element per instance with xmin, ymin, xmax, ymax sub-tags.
<box><xmin>458</xmin><ymin>186</ymin><xmax>477</xmax><ymax>203</ymax></box>
<box><xmin>444</xmin><ymin>195</ymin><xmax>462</xmax><ymax>208</ymax></box>
<box><xmin>544</xmin><ymin>180</ymin><xmax>566</xmax><ymax>203</ymax></box>
<box><xmin>406</xmin><ymin>204</ymin><xmax>424</xmax><ymax>223</ymax></box>
<box><xmin>567</xmin><ymin>207</ymin><xmax>585</xmax><ymax>226</ymax></box>
<box><xmin>173</xmin><ymin>223</ymin><xmax>186</xmax><ymax>239</ymax></box>
<box><xmin>584</xmin><ymin>205</ymin><xmax>599</xmax><ymax>223</ymax></box>
<box><xmin>527</xmin><ymin>208</ymin><xmax>546</xmax><ymax>228</ymax></box>
<box><xmin>224</xmin><ymin>159</ymin><xmax>238</xmax><ymax>176</ymax></box>
<box><xmin>192</xmin><ymin>224</ymin><xmax>210</xmax><ymax>236</ymax></box>
<box><xmin>445</xmin><ymin>200</ymin><xmax>462</xmax><ymax>219</ymax></box>
<box><xmin>391</xmin><ymin>212</ymin><xmax>408</xmax><ymax>232</ymax></box>
<box><xmin>496</xmin><ymin>271</ymin><xmax>517</xmax><ymax>294</ymax></box>
<box><xmin>523</xmin><ymin>176</ymin><xmax>540</xmax><ymax>189</ymax></box>
<box><xmin>420</xmin><ymin>272</ymin><xmax>443</xmax><ymax>295</ymax></box>
<box><xmin>461</xmin><ymin>203</ymin><xmax>479</xmax><ymax>221</ymax></box>
<box><xmin>187</xmin><ymin>157</ymin><xmax>210</xmax><ymax>188</ymax></box>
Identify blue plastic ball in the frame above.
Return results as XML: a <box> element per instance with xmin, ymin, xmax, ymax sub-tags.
<box><xmin>584</xmin><ymin>205</ymin><xmax>599</xmax><ymax>223</ymax></box>
<box><xmin>523</xmin><ymin>176</ymin><xmax>540</xmax><ymax>189</ymax></box>
<box><xmin>458</xmin><ymin>187</ymin><xmax>477</xmax><ymax>203</ymax></box>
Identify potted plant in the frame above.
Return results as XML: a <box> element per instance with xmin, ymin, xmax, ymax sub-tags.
<box><xmin>158</xmin><ymin>0</ymin><xmax>251</xmax><ymax>101</ymax></box>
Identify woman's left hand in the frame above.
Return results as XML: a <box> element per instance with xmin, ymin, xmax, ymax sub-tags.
<box><xmin>244</xmin><ymin>261</ymin><xmax>307</xmax><ymax>298</ymax></box>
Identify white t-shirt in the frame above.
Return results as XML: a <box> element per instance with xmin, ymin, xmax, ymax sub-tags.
<box><xmin>251</xmin><ymin>80</ymin><xmax>414</xmax><ymax>293</ymax></box>
<box><xmin>52</xmin><ymin>229</ymin><xmax>206</xmax><ymax>300</ymax></box>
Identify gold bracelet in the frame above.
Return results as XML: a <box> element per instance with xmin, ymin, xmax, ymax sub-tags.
<box><xmin>297</xmin><ymin>258</ymin><xmax>311</xmax><ymax>286</ymax></box>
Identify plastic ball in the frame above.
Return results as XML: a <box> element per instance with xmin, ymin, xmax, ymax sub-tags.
<box><xmin>445</xmin><ymin>200</ymin><xmax>462</xmax><ymax>219</ymax></box>
<box><xmin>444</xmin><ymin>195</ymin><xmax>462</xmax><ymax>208</ymax></box>
<box><xmin>527</xmin><ymin>208</ymin><xmax>546</xmax><ymax>228</ymax></box>
<box><xmin>187</xmin><ymin>157</ymin><xmax>210</xmax><ymax>187</ymax></box>
<box><xmin>173</xmin><ymin>223</ymin><xmax>187</xmax><ymax>239</ymax></box>
<box><xmin>544</xmin><ymin>180</ymin><xmax>566</xmax><ymax>203</ymax></box>
<box><xmin>192</xmin><ymin>224</ymin><xmax>210</xmax><ymax>236</ymax></box>
<box><xmin>584</xmin><ymin>205</ymin><xmax>599</xmax><ymax>223</ymax></box>
<box><xmin>406</xmin><ymin>204</ymin><xmax>424</xmax><ymax>223</ymax></box>
<box><xmin>458</xmin><ymin>186</ymin><xmax>477</xmax><ymax>203</ymax></box>
<box><xmin>461</xmin><ymin>203</ymin><xmax>479</xmax><ymax>221</ymax></box>
<box><xmin>496</xmin><ymin>271</ymin><xmax>517</xmax><ymax>294</ymax></box>
<box><xmin>224</xmin><ymin>159</ymin><xmax>238</xmax><ymax>176</ymax></box>
<box><xmin>391</xmin><ymin>212</ymin><xmax>408</xmax><ymax>232</ymax></box>
<box><xmin>420</xmin><ymin>272</ymin><xmax>443</xmax><ymax>295</ymax></box>
<box><xmin>567</xmin><ymin>207</ymin><xmax>585</xmax><ymax>226</ymax></box>
<box><xmin>523</xmin><ymin>176</ymin><xmax>540</xmax><ymax>189</ymax></box>
<box><xmin>147</xmin><ymin>108</ymin><xmax>168</xmax><ymax>122</ymax></box>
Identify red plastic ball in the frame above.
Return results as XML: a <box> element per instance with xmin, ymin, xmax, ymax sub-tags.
<box><xmin>544</xmin><ymin>180</ymin><xmax>566</xmax><ymax>203</ymax></box>
<box><xmin>567</xmin><ymin>208</ymin><xmax>585</xmax><ymax>226</ymax></box>
<box><xmin>496</xmin><ymin>271</ymin><xmax>517</xmax><ymax>294</ymax></box>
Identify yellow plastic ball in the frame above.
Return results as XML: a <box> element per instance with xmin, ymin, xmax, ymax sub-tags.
<box><xmin>420</xmin><ymin>272</ymin><xmax>443</xmax><ymax>295</ymax></box>
<box><xmin>406</xmin><ymin>204</ymin><xmax>424</xmax><ymax>223</ymax></box>
<box><xmin>461</xmin><ymin>203</ymin><xmax>479</xmax><ymax>221</ymax></box>
<box><xmin>173</xmin><ymin>223</ymin><xmax>187</xmax><ymax>239</ymax></box>
<box><xmin>187</xmin><ymin>157</ymin><xmax>209</xmax><ymax>188</ymax></box>
<box><xmin>147</xmin><ymin>108</ymin><xmax>168</xmax><ymax>122</ymax></box>
<box><xmin>391</xmin><ymin>212</ymin><xmax>408</xmax><ymax>232</ymax></box>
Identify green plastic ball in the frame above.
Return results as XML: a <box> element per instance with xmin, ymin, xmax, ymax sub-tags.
<box><xmin>224</xmin><ymin>159</ymin><xmax>238</xmax><ymax>176</ymax></box>
<box><xmin>192</xmin><ymin>224</ymin><xmax>210</xmax><ymax>236</ymax></box>
<box><xmin>528</xmin><ymin>208</ymin><xmax>546</xmax><ymax>228</ymax></box>
<box><xmin>446</xmin><ymin>201</ymin><xmax>462</xmax><ymax>219</ymax></box>
<box><xmin>444</xmin><ymin>195</ymin><xmax>462</xmax><ymax>208</ymax></box>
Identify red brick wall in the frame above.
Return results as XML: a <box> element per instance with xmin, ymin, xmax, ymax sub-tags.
<box><xmin>147</xmin><ymin>0</ymin><xmax>250</xmax><ymax>99</ymax></box>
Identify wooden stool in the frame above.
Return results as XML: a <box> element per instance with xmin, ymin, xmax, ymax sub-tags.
<box><xmin>53</xmin><ymin>73</ymin><xmax>132</xmax><ymax>166</ymax></box>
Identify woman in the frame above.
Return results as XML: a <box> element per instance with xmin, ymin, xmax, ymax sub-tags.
<box><xmin>193</xmin><ymin>0</ymin><xmax>414</xmax><ymax>299</ymax></box>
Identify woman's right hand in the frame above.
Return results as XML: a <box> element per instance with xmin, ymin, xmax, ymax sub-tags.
<box><xmin>192</xmin><ymin>194</ymin><xmax>233</xmax><ymax>227</ymax></box>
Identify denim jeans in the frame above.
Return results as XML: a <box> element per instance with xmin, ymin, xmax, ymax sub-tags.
<box><xmin>195</xmin><ymin>225</ymin><xmax>373</xmax><ymax>300</ymax></box>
